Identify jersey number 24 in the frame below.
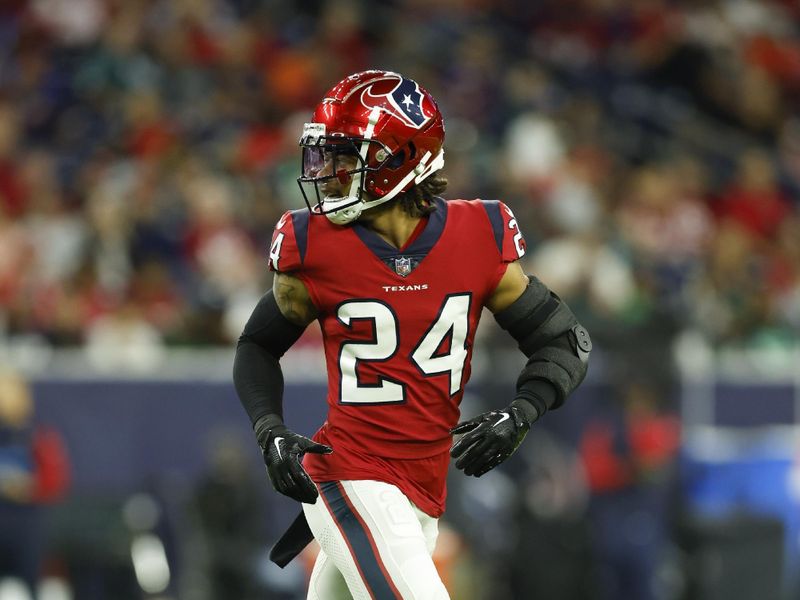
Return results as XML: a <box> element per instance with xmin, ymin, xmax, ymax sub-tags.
<box><xmin>336</xmin><ymin>294</ymin><xmax>471</xmax><ymax>405</ymax></box>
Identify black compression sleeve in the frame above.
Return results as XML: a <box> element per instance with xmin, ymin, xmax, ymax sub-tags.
<box><xmin>233</xmin><ymin>291</ymin><xmax>308</xmax><ymax>427</ymax></box>
<box><xmin>233</xmin><ymin>343</ymin><xmax>285</xmax><ymax>425</ymax></box>
<box><xmin>239</xmin><ymin>290</ymin><xmax>307</xmax><ymax>358</ymax></box>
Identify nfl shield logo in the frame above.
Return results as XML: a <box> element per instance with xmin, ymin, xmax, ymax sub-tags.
<box><xmin>395</xmin><ymin>257</ymin><xmax>412</xmax><ymax>277</ymax></box>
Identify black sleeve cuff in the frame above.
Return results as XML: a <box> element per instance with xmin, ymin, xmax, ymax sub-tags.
<box><xmin>513</xmin><ymin>378</ymin><xmax>558</xmax><ymax>418</ymax></box>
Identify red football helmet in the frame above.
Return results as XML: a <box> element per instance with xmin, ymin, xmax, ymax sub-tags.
<box><xmin>297</xmin><ymin>70</ymin><xmax>445</xmax><ymax>224</ymax></box>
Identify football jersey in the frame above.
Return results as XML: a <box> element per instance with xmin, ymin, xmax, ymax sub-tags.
<box><xmin>268</xmin><ymin>197</ymin><xmax>525</xmax><ymax>515</ymax></box>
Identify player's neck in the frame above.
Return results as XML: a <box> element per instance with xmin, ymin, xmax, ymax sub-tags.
<box><xmin>360</xmin><ymin>203</ymin><xmax>422</xmax><ymax>250</ymax></box>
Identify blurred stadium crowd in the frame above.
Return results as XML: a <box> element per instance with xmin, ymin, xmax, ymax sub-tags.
<box><xmin>0</xmin><ymin>0</ymin><xmax>798</xmax><ymax>361</ymax></box>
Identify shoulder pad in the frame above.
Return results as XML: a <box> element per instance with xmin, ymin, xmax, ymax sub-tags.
<box><xmin>268</xmin><ymin>210</ymin><xmax>310</xmax><ymax>272</ymax></box>
<box><xmin>480</xmin><ymin>200</ymin><xmax>527</xmax><ymax>262</ymax></box>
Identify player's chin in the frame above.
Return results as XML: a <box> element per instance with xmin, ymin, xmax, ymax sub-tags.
<box><xmin>321</xmin><ymin>186</ymin><xmax>351</xmax><ymax>200</ymax></box>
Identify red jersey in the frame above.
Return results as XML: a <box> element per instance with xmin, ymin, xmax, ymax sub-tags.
<box><xmin>268</xmin><ymin>197</ymin><xmax>525</xmax><ymax>515</ymax></box>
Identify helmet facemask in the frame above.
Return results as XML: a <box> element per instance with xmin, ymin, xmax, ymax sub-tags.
<box><xmin>297</xmin><ymin>121</ymin><xmax>395</xmax><ymax>225</ymax></box>
<box><xmin>297</xmin><ymin>129</ymin><xmax>445</xmax><ymax>225</ymax></box>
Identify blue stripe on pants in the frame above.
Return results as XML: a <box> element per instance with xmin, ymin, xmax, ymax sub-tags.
<box><xmin>319</xmin><ymin>482</ymin><xmax>400</xmax><ymax>599</ymax></box>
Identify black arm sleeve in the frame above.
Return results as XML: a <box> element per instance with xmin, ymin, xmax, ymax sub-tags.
<box><xmin>233</xmin><ymin>290</ymin><xmax>308</xmax><ymax>427</ymax></box>
<box><xmin>494</xmin><ymin>276</ymin><xmax>591</xmax><ymax>418</ymax></box>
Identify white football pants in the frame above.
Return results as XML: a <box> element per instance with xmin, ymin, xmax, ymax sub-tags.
<box><xmin>302</xmin><ymin>480</ymin><xmax>450</xmax><ymax>600</ymax></box>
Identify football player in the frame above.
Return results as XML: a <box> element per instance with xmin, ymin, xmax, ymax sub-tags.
<box><xmin>233</xmin><ymin>70</ymin><xmax>591</xmax><ymax>599</ymax></box>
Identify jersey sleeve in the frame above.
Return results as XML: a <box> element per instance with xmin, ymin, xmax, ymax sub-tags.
<box><xmin>480</xmin><ymin>200</ymin><xmax>527</xmax><ymax>263</ymax></box>
<box><xmin>267</xmin><ymin>209</ymin><xmax>310</xmax><ymax>273</ymax></box>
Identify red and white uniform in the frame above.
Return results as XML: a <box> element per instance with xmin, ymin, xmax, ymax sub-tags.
<box><xmin>268</xmin><ymin>197</ymin><xmax>525</xmax><ymax>517</ymax></box>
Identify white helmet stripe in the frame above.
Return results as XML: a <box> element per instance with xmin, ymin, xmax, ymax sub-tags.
<box><xmin>323</xmin><ymin>107</ymin><xmax>382</xmax><ymax>225</ymax></box>
<box><xmin>346</xmin><ymin>106</ymin><xmax>381</xmax><ymax>203</ymax></box>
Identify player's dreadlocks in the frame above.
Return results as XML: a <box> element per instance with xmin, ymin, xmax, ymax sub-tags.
<box><xmin>396</xmin><ymin>173</ymin><xmax>448</xmax><ymax>218</ymax></box>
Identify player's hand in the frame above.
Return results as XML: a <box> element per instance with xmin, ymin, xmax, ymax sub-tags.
<box><xmin>255</xmin><ymin>415</ymin><xmax>332</xmax><ymax>504</ymax></box>
<box><xmin>450</xmin><ymin>400</ymin><xmax>539</xmax><ymax>477</ymax></box>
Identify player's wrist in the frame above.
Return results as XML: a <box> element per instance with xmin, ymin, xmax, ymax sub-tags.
<box><xmin>509</xmin><ymin>398</ymin><xmax>540</xmax><ymax>429</ymax></box>
<box><xmin>254</xmin><ymin>413</ymin><xmax>285</xmax><ymax>448</ymax></box>
<box><xmin>513</xmin><ymin>378</ymin><xmax>556</xmax><ymax>421</ymax></box>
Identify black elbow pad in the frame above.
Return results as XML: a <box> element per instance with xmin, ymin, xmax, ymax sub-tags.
<box><xmin>517</xmin><ymin>326</ymin><xmax>590</xmax><ymax>409</ymax></box>
<box><xmin>494</xmin><ymin>276</ymin><xmax>591</xmax><ymax>410</ymax></box>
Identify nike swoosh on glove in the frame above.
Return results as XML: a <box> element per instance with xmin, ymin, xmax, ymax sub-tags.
<box><xmin>255</xmin><ymin>415</ymin><xmax>332</xmax><ymax>504</ymax></box>
<box><xmin>450</xmin><ymin>400</ymin><xmax>539</xmax><ymax>477</ymax></box>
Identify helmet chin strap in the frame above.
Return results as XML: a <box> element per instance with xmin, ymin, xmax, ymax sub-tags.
<box><xmin>322</xmin><ymin>197</ymin><xmax>363</xmax><ymax>225</ymax></box>
<box><xmin>380</xmin><ymin>148</ymin><xmax>445</xmax><ymax>202</ymax></box>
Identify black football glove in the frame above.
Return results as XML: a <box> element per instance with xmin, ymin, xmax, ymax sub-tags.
<box><xmin>450</xmin><ymin>399</ymin><xmax>540</xmax><ymax>477</ymax></box>
<box><xmin>254</xmin><ymin>415</ymin><xmax>332</xmax><ymax>504</ymax></box>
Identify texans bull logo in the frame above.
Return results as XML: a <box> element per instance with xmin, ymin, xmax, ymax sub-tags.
<box><xmin>360</xmin><ymin>76</ymin><xmax>430</xmax><ymax>129</ymax></box>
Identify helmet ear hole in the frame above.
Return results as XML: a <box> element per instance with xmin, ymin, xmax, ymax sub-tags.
<box><xmin>388</xmin><ymin>150</ymin><xmax>405</xmax><ymax>169</ymax></box>
<box><xmin>386</xmin><ymin>143</ymin><xmax>415</xmax><ymax>170</ymax></box>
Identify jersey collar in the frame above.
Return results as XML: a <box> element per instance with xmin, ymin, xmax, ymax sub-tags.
<box><xmin>352</xmin><ymin>197</ymin><xmax>448</xmax><ymax>261</ymax></box>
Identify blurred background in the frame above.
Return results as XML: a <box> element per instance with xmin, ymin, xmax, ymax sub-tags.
<box><xmin>0</xmin><ymin>0</ymin><xmax>799</xmax><ymax>598</ymax></box>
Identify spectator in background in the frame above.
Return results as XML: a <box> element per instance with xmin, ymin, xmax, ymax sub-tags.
<box><xmin>190</xmin><ymin>431</ymin><xmax>265</xmax><ymax>600</ymax></box>
<box><xmin>691</xmin><ymin>220</ymin><xmax>769</xmax><ymax>343</ymax></box>
<box><xmin>0</xmin><ymin>369</ymin><xmax>70</xmax><ymax>597</ymax></box>
<box><xmin>715</xmin><ymin>148</ymin><xmax>792</xmax><ymax>241</ymax></box>
<box><xmin>769</xmin><ymin>214</ymin><xmax>800</xmax><ymax>333</ymax></box>
<box><xmin>615</xmin><ymin>160</ymin><xmax>715</xmax><ymax>315</ymax></box>
<box><xmin>84</xmin><ymin>299</ymin><xmax>166</xmax><ymax>373</ymax></box>
<box><xmin>0</xmin><ymin>102</ymin><xmax>27</xmax><ymax>219</ymax></box>
<box><xmin>0</xmin><ymin>203</ymin><xmax>35</xmax><ymax>329</ymax></box>
<box><xmin>579</xmin><ymin>379</ymin><xmax>681</xmax><ymax>600</ymax></box>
